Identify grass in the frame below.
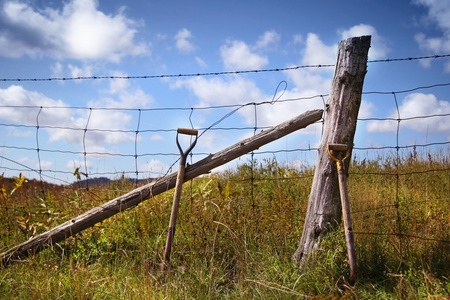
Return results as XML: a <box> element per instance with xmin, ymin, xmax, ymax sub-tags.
<box><xmin>0</xmin><ymin>150</ymin><xmax>449</xmax><ymax>299</ymax></box>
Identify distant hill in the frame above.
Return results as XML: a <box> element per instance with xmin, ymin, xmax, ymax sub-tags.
<box><xmin>72</xmin><ymin>177</ymin><xmax>155</xmax><ymax>188</ymax></box>
<box><xmin>1</xmin><ymin>175</ymin><xmax>155</xmax><ymax>189</ymax></box>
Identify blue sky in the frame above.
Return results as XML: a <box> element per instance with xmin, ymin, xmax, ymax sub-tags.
<box><xmin>0</xmin><ymin>0</ymin><xmax>449</xmax><ymax>183</ymax></box>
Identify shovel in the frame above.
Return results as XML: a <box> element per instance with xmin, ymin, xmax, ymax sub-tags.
<box><xmin>327</xmin><ymin>143</ymin><xmax>356</xmax><ymax>285</ymax></box>
<box><xmin>163</xmin><ymin>128</ymin><xmax>198</xmax><ymax>265</ymax></box>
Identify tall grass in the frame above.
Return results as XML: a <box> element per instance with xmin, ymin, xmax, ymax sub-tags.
<box><xmin>0</xmin><ymin>150</ymin><xmax>449</xmax><ymax>299</ymax></box>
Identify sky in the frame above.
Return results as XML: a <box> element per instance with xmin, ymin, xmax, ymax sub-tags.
<box><xmin>0</xmin><ymin>0</ymin><xmax>449</xmax><ymax>184</ymax></box>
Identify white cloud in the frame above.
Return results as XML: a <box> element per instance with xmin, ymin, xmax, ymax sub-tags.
<box><xmin>414</xmin><ymin>0</ymin><xmax>450</xmax><ymax>32</ymax></box>
<box><xmin>173</xmin><ymin>75</ymin><xmax>324</xmax><ymax>133</ymax></box>
<box><xmin>359</xmin><ymin>100</ymin><xmax>375</xmax><ymax>119</ymax></box>
<box><xmin>51</xmin><ymin>62</ymin><xmax>96</xmax><ymax>84</ymax></box>
<box><xmin>150</xmin><ymin>134</ymin><xmax>164</xmax><ymax>141</ymax></box>
<box><xmin>238</xmin><ymin>89</ymin><xmax>324</xmax><ymax>133</ymax></box>
<box><xmin>301</xmin><ymin>33</ymin><xmax>337</xmax><ymax>66</ymax></box>
<box><xmin>68</xmin><ymin>64</ymin><xmax>93</xmax><ymax>78</ymax></box>
<box><xmin>39</xmin><ymin>161</ymin><xmax>54</xmax><ymax>169</ymax></box>
<box><xmin>174</xmin><ymin>28</ymin><xmax>196</xmax><ymax>53</ymax></box>
<box><xmin>175</xmin><ymin>33</ymin><xmax>336</xmax><ymax>130</ymax></box>
<box><xmin>220</xmin><ymin>40</ymin><xmax>268</xmax><ymax>70</ymax></box>
<box><xmin>140</xmin><ymin>159</ymin><xmax>170</xmax><ymax>176</ymax></box>
<box><xmin>293</xmin><ymin>34</ymin><xmax>303</xmax><ymax>45</ymax></box>
<box><xmin>66</xmin><ymin>159</ymin><xmax>92</xmax><ymax>169</ymax></box>
<box><xmin>0</xmin><ymin>0</ymin><xmax>148</xmax><ymax>61</ymax></box>
<box><xmin>196</xmin><ymin>131</ymin><xmax>229</xmax><ymax>151</ymax></box>
<box><xmin>255</xmin><ymin>30</ymin><xmax>281</xmax><ymax>50</ymax></box>
<box><xmin>173</xmin><ymin>76</ymin><xmax>264</xmax><ymax>106</ymax></box>
<box><xmin>84</xmin><ymin>145</ymin><xmax>115</xmax><ymax>158</ymax></box>
<box><xmin>195</xmin><ymin>56</ymin><xmax>208</xmax><ymax>68</ymax></box>
<box><xmin>219</xmin><ymin>30</ymin><xmax>278</xmax><ymax>70</ymax></box>
<box><xmin>0</xmin><ymin>85</ymin><xmax>72</xmax><ymax>127</ymax></box>
<box><xmin>51</xmin><ymin>62</ymin><xmax>64</xmax><ymax>77</ymax></box>
<box><xmin>340</xmin><ymin>24</ymin><xmax>389</xmax><ymax>59</ymax></box>
<box><xmin>366</xmin><ymin>93</ymin><xmax>450</xmax><ymax>134</ymax></box>
<box><xmin>285</xmin><ymin>67</ymin><xmax>332</xmax><ymax>95</ymax></box>
<box><xmin>413</xmin><ymin>0</ymin><xmax>450</xmax><ymax>71</ymax></box>
<box><xmin>156</xmin><ymin>33</ymin><xmax>167</xmax><ymax>40</ymax></box>
<box><xmin>95</xmin><ymin>71</ymin><xmax>154</xmax><ymax>108</ymax></box>
<box><xmin>0</xmin><ymin>85</ymin><xmax>148</xmax><ymax>146</ymax></box>
<box><xmin>7</xmin><ymin>128</ymin><xmax>34</xmax><ymax>137</ymax></box>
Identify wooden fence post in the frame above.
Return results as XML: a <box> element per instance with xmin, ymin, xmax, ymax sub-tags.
<box><xmin>293</xmin><ymin>36</ymin><xmax>371</xmax><ymax>269</ymax></box>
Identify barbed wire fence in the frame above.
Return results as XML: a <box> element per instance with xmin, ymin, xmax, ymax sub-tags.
<box><xmin>0</xmin><ymin>54</ymin><xmax>449</xmax><ymax>249</ymax></box>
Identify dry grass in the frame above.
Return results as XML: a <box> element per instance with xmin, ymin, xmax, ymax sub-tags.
<box><xmin>0</xmin><ymin>151</ymin><xmax>449</xmax><ymax>299</ymax></box>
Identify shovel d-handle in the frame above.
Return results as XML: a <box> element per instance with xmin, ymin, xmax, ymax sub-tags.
<box><xmin>327</xmin><ymin>144</ymin><xmax>349</xmax><ymax>170</ymax></box>
<box><xmin>163</xmin><ymin>128</ymin><xmax>198</xmax><ymax>264</ymax></box>
<box><xmin>327</xmin><ymin>143</ymin><xmax>356</xmax><ymax>285</ymax></box>
<box><xmin>177</xmin><ymin>128</ymin><xmax>198</xmax><ymax>135</ymax></box>
<box><xmin>176</xmin><ymin>128</ymin><xmax>198</xmax><ymax>157</ymax></box>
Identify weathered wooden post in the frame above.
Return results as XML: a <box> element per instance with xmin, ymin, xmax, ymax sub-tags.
<box><xmin>293</xmin><ymin>36</ymin><xmax>371</xmax><ymax>273</ymax></box>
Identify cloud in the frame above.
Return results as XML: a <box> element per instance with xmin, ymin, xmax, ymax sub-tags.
<box><xmin>51</xmin><ymin>62</ymin><xmax>96</xmax><ymax>84</ymax></box>
<box><xmin>140</xmin><ymin>159</ymin><xmax>170</xmax><ymax>176</ymax></box>
<box><xmin>301</xmin><ymin>33</ymin><xmax>337</xmax><ymax>66</ymax></box>
<box><xmin>255</xmin><ymin>30</ymin><xmax>281</xmax><ymax>50</ymax></box>
<box><xmin>150</xmin><ymin>134</ymin><xmax>164</xmax><ymax>141</ymax></box>
<box><xmin>94</xmin><ymin>71</ymin><xmax>154</xmax><ymax>108</ymax></box>
<box><xmin>172</xmin><ymin>76</ymin><xmax>264</xmax><ymax>106</ymax></box>
<box><xmin>285</xmin><ymin>67</ymin><xmax>332</xmax><ymax>95</ymax></box>
<box><xmin>0</xmin><ymin>0</ymin><xmax>148</xmax><ymax>61</ymax></box>
<box><xmin>174</xmin><ymin>33</ymin><xmax>337</xmax><ymax>130</ymax></box>
<box><xmin>293</xmin><ymin>34</ymin><xmax>303</xmax><ymax>45</ymax></box>
<box><xmin>359</xmin><ymin>100</ymin><xmax>376</xmax><ymax>119</ymax></box>
<box><xmin>366</xmin><ymin>93</ymin><xmax>450</xmax><ymax>134</ymax></box>
<box><xmin>0</xmin><ymin>85</ymin><xmax>149</xmax><ymax>146</ymax></box>
<box><xmin>340</xmin><ymin>24</ymin><xmax>389</xmax><ymax>59</ymax></box>
<box><xmin>220</xmin><ymin>30</ymin><xmax>279</xmax><ymax>70</ymax></box>
<box><xmin>413</xmin><ymin>0</ymin><xmax>450</xmax><ymax>70</ymax></box>
<box><xmin>173</xmin><ymin>74</ymin><xmax>324</xmax><ymax>134</ymax></box>
<box><xmin>0</xmin><ymin>85</ymin><xmax>72</xmax><ymax>127</ymax></box>
<box><xmin>239</xmin><ymin>89</ymin><xmax>324</xmax><ymax>133</ymax></box>
<box><xmin>39</xmin><ymin>160</ymin><xmax>54</xmax><ymax>169</ymax></box>
<box><xmin>220</xmin><ymin>40</ymin><xmax>268</xmax><ymax>70</ymax></box>
<box><xmin>196</xmin><ymin>131</ymin><xmax>229</xmax><ymax>151</ymax></box>
<box><xmin>195</xmin><ymin>56</ymin><xmax>208</xmax><ymax>68</ymax></box>
<box><xmin>66</xmin><ymin>159</ymin><xmax>93</xmax><ymax>169</ymax></box>
<box><xmin>7</xmin><ymin>127</ymin><xmax>34</xmax><ymax>137</ymax></box>
<box><xmin>174</xmin><ymin>28</ymin><xmax>196</xmax><ymax>53</ymax></box>
<box><xmin>175</xmin><ymin>30</ymin><xmax>387</xmax><ymax>136</ymax></box>
<box><xmin>68</xmin><ymin>64</ymin><xmax>93</xmax><ymax>78</ymax></box>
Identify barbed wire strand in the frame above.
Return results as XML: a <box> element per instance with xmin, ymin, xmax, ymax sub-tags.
<box><xmin>1</xmin><ymin>54</ymin><xmax>449</xmax><ymax>82</ymax></box>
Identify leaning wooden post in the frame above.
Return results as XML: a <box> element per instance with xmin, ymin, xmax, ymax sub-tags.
<box><xmin>1</xmin><ymin>109</ymin><xmax>322</xmax><ymax>266</ymax></box>
<box><xmin>293</xmin><ymin>36</ymin><xmax>371</xmax><ymax>271</ymax></box>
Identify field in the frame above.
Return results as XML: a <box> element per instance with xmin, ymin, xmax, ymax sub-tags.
<box><xmin>0</xmin><ymin>151</ymin><xmax>449</xmax><ymax>299</ymax></box>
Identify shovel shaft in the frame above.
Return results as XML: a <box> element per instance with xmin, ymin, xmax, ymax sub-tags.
<box><xmin>337</xmin><ymin>168</ymin><xmax>356</xmax><ymax>284</ymax></box>
<box><xmin>163</xmin><ymin>128</ymin><xmax>198</xmax><ymax>264</ymax></box>
<box><xmin>163</xmin><ymin>155</ymin><xmax>187</xmax><ymax>262</ymax></box>
<box><xmin>327</xmin><ymin>144</ymin><xmax>356</xmax><ymax>284</ymax></box>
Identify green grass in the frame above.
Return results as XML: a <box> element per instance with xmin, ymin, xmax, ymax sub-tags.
<box><xmin>0</xmin><ymin>150</ymin><xmax>449</xmax><ymax>299</ymax></box>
